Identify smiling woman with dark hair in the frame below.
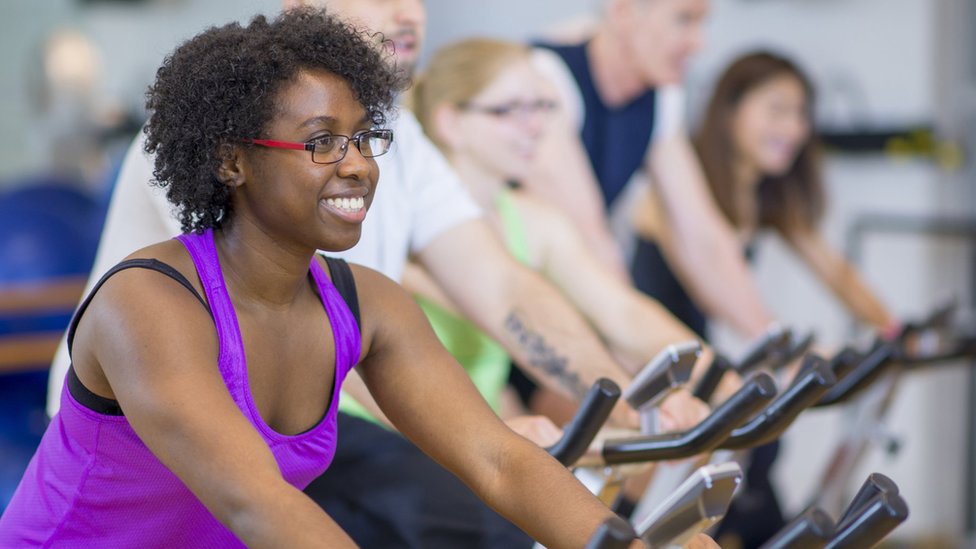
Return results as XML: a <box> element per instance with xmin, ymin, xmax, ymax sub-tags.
<box><xmin>142</xmin><ymin>9</ymin><xmax>401</xmax><ymax>234</ymax></box>
<box><xmin>694</xmin><ymin>51</ymin><xmax>896</xmax><ymax>332</ymax></box>
<box><xmin>0</xmin><ymin>9</ymin><xmax>628</xmax><ymax>548</ymax></box>
<box><xmin>692</xmin><ymin>51</ymin><xmax>898</xmax><ymax>548</ymax></box>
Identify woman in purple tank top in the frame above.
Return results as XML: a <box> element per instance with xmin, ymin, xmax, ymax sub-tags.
<box><xmin>0</xmin><ymin>9</ymin><xmax>632</xmax><ymax>549</ymax></box>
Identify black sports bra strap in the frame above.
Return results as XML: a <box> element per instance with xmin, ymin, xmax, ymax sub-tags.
<box><xmin>66</xmin><ymin>258</ymin><xmax>212</xmax><ymax>359</ymax></box>
<box><xmin>322</xmin><ymin>256</ymin><xmax>361</xmax><ymax>331</ymax></box>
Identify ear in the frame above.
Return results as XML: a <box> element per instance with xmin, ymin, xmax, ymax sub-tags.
<box><xmin>431</xmin><ymin>103</ymin><xmax>464</xmax><ymax>152</ymax></box>
<box><xmin>215</xmin><ymin>143</ymin><xmax>246</xmax><ymax>188</ymax></box>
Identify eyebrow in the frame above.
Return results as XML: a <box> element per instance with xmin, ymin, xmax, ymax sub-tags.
<box><xmin>299</xmin><ymin>113</ymin><xmax>372</xmax><ymax>129</ymax></box>
<box><xmin>299</xmin><ymin>115</ymin><xmax>338</xmax><ymax>129</ymax></box>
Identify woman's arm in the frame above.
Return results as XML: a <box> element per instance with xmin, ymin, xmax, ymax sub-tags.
<box><xmin>645</xmin><ymin>134</ymin><xmax>777</xmax><ymax>339</ymax></box>
<box><xmin>75</xmin><ymin>267</ymin><xmax>354</xmax><ymax>549</ymax></box>
<box><xmin>522</xmin><ymin>193</ymin><xmax>701</xmax><ymax>373</ymax></box>
<box><xmin>351</xmin><ymin>265</ymin><xmax>622</xmax><ymax>548</ymax></box>
<box><xmin>786</xmin><ymin>229</ymin><xmax>897</xmax><ymax>329</ymax></box>
<box><xmin>415</xmin><ymin>219</ymin><xmax>638</xmax><ymax>427</ymax></box>
<box><xmin>522</xmin><ymin>91</ymin><xmax>630</xmax><ymax>281</ymax></box>
<box><xmin>402</xmin><ymin>259</ymin><xmax>462</xmax><ymax>316</ymax></box>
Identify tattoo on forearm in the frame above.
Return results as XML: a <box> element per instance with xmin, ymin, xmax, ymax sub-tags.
<box><xmin>504</xmin><ymin>311</ymin><xmax>588</xmax><ymax>399</ymax></box>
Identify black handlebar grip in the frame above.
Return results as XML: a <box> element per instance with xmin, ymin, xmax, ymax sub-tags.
<box><xmin>602</xmin><ymin>373</ymin><xmax>777</xmax><ymax>464</ymax></box>
<box><xmin>769</xmin><ymin>331</ymin><xmax>815</xmax><ymax>372</ymax></box>
<box><xmin>737</xmin><ymin>324</ymin><xmax>791</xmax><ymax>374</ymax></box>
<box><xmin>836</xmin><ymin>473</ymin><xmax>900</xmax><ymax>531</ymax></box>
<box><xmin>760</xmin><ymin>507</ymin><xmax>835</xmax><ymax>549</ymax></box>
<box><xmin>824</xmin><ymin>492</ymin><xmax>909</xmax><ymax>549</ymax></box>
<box><xmin>817</xmin><ymin>341</ymin><xmax>897</xmax><ymax>407</ymax></box>
<box><xmin>721</xmin><ymin>354</ymin><xmax>836</xmax><ymax>450</ymax></box>
<box><xmin>692</xmin><ymin>354</ymin><xmax>734</xmax><ymax>403</ymax></box>
<box><xmin>826</xmin><ymin>347</ymin><xmax>862</xmax><ymax>381</ymax></box>
<box><xmin>547</xmin><ymin>378</ymin><xmax>621</xmax><ymax>466</ymax></box>
<box><xmin>903</xmin><ymin>300</ymin><xmax>956</xmax><ymax>337</ymax></box>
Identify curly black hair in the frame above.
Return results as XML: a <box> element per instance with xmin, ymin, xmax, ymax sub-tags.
<box><xmin>144</xmin><ymin>8</ymin><xmax>406</xmax><ymax>233</ymax></box>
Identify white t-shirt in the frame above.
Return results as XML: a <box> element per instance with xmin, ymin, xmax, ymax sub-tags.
<box><xmin>47</xmin><ymin>110</ymin><xmax>481</xmax><ymax>416</ymax></box>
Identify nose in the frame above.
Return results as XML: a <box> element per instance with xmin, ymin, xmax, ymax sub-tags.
<box><xmin>335</xmin><ymin>142</ymin><xmax>372</xmax><ymax>181</ymax></box>
<box><xmin>396</xmin><ymin>0</ymin><xmax>426</xmax><ymax>29</ymax></box>
<box><xmin>687</xmin><ymin>25</ymin><xmax>705</xmax><ymax>55</ymax></box>
<box><xmin>520</xmin><ymin>108</ymin><xmax>550</xmax><ymax>137</ymax></box>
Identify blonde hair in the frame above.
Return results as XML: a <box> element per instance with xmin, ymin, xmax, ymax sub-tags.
<box><xmin>409</xmin><ymin>38</ymin><xmax>531</xmax><ymax>149</ymax></box>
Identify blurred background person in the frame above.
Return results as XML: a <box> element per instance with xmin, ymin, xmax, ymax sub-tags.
<box><xmin>667</xmin><ymin>49</ymin><xmax>898</xmax><ymax>547</ymax></box>
<box><xmin>689</xmin><ymin>51</ymin><xmax>897</xmax><ymax>334</ymax></box>
<box><xmin>406</xmin><ymin>36</ymin><xmax>712</xmax><ymax>401</ymax></box>
<box><xmin>528</xmin><ymin>0</ymin><xmax>778</xmax><ymax>341</ymax></box>
<box><xmin>408</xmin><ymin>37</ymin><xmax>730</xmax><ymax>525</ymax></box>
<box><xmin>524</xmin><ymin>4</ymin><xmax>901</xmax><ymax>544</ymax></box>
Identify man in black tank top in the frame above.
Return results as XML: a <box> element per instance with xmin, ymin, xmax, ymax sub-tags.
<box><xmin>526</xmin><ymin>3</ymin><xmax>791</xmax><ymax>546</ymax></box>
<box><xmin>527</xmin><ymin>0</ymin><xmax>778</xmax><ymax>339</ymax></box>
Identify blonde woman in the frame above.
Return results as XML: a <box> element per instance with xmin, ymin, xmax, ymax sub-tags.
<box><xmin>406</xmin><ymin>38</ymin><xmax>718</xmax><ymax>418</ymax></box>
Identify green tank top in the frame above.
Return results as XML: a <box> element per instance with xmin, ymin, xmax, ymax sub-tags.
<box><xmin>339</xmin><ymin>188</ymin><xmax>532</xmax><ymax>424</ymax></box>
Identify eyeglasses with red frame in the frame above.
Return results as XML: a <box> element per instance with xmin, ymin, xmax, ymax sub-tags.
<box><xmin>243</xmin><ymin>129</ymin><xmax>393</xmax><ymax>164</ymax></box>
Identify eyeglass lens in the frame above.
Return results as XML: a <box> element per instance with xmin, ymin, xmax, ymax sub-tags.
<box><xmin>311</xmin><ymin>131</ymin><xmax>392</xmax><ymax>164</ymax></box>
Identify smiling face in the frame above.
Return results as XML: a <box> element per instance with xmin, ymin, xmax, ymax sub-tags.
<box><xmin>236</xmin><ymin>68</ymin><xmax>379</xmax><ymax>252</ymax></box>
<box><xmin>305</xmin><ymin>0</ymin><xmax>426</xmax><ymax>75</ymax></box>
<box><xmin>617</xmin><ymin>0</ymin><xmax>709</xmax><ymax>85</ymax></box>
<box><xmin>731</xmin><ymin>73</ymin><xmax>811</xmax><ymax>178</ymax></box>
<box><xmin>447</xmin><ymin>59</ymin><xmax>555</xmax><ymax>182</ymax></box>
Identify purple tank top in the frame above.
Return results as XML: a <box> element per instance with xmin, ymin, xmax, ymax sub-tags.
<box><xmin>0</xmin><ymin>229</ymin><xmax>361</xmax><ymax>547</ymax></box>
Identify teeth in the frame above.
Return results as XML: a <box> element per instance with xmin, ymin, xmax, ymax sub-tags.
<box><xmin>324</xmin><ymin>196</ymin><xmax>365</xmax><ymax>213</ymax></box>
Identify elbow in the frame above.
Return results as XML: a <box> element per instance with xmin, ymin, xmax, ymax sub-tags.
<box><xmin>210</xmin><ymin>481</ymin><xmax>278</xmax><ymax>542</ymax></box>
<box><xmin>220</xmin><ymin>488</ymin><xmax>260</xmax><ymax>536</ymax></box>
<box><xmin>665</xmin><ymin>226</ymin><xmax>732</xmax><ymax>270</ymax></box>
<box><xmin>700</xmin><ymin>223</ymin><xmax>742</xmax><ymax>259</ymax></box>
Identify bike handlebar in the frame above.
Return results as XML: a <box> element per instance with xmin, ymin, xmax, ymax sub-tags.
<box><xmin>602</xmin><ymin>373</ymin><xmax>777</xmax><ymax>464</ymax></box>
<box><xmin>547</xmin><ymin>378</ymin><xmax>621</xmax><ymax>466</ymax></box>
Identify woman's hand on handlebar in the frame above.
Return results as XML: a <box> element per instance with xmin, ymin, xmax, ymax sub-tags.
<box><xmin>658</xmin><ymin>389</ymin><xmax>709</xmax><ymax>432</ymax></box>
<box><xmin>608</xmin><ymin>400</ymin><xmax>641</xmax><ymax>430</ymax></box>
<box><xmin>713</xmin><ymin>369</ymin><xmax>744</xmax><ymax>404</ymax></box>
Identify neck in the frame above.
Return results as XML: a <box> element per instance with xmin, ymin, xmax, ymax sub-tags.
<box><xmin>214</xmin><ymin>216</ymin><xmax>315</xmax><ymax>310</ymax></box>
<box><xmin>733</xmin><ymin>155</ymin><xmax>762</xmax><ymax>193</ymax></box>
<box><xmin>448</xmin><ymin>153</ymin><xmax>509</xmax><ymax>210</ymax></box>
<box><xmin>588</xmin><ymin>25</ymin><xmax>648</xmax><ymax>108</ymax></box>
